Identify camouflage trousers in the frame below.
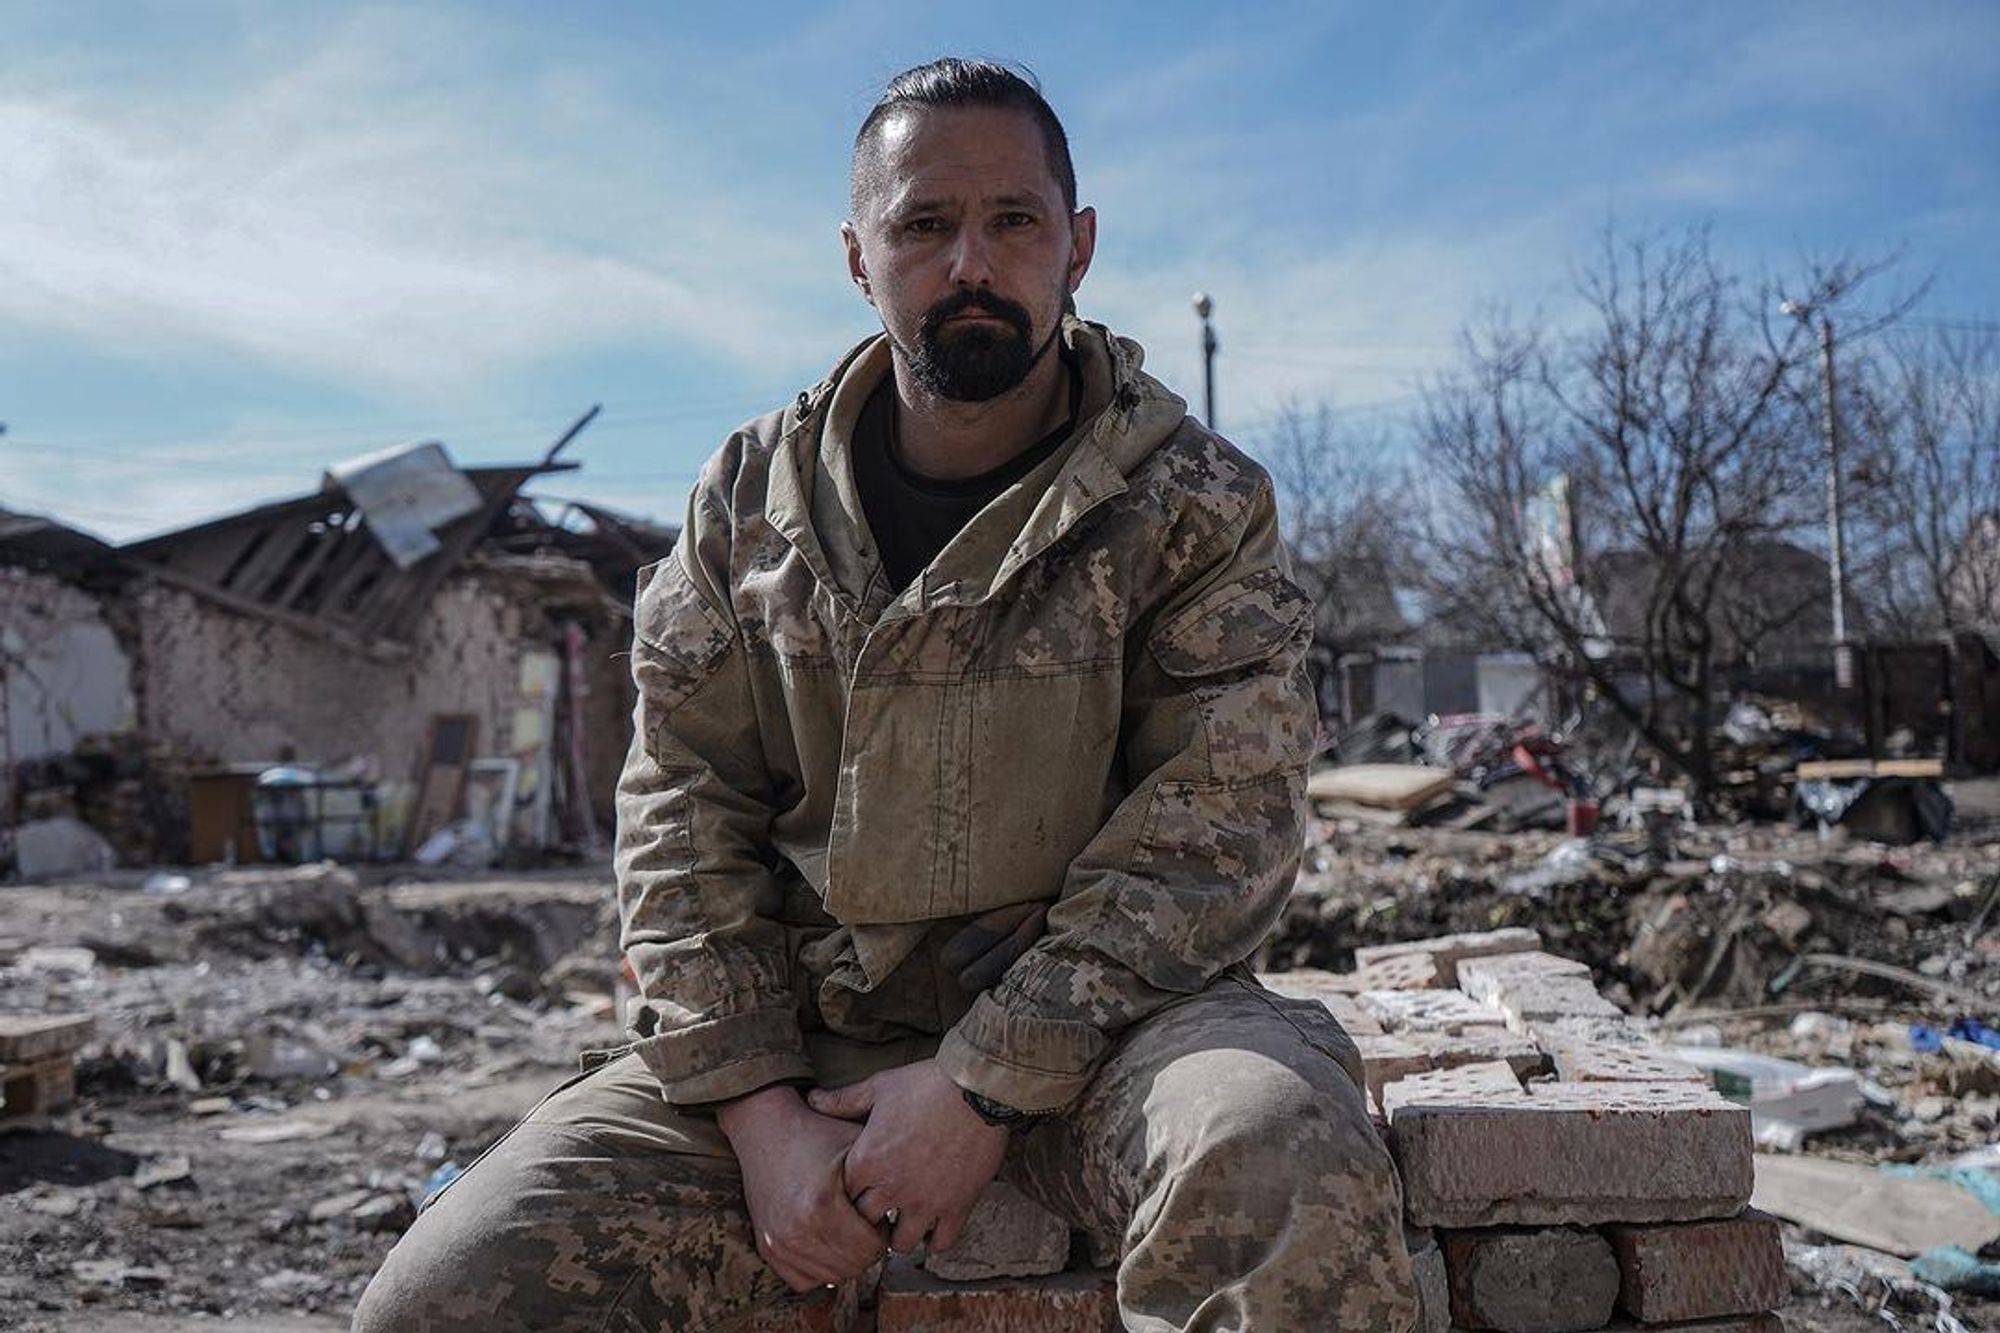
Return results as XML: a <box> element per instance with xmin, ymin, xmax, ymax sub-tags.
<box><xmin>352</xmin><ymin>975</ymin><xmax>1417</xmax><ymax>1332</ymax></box>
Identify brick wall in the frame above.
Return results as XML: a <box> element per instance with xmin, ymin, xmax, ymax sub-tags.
<box><xmin>129</xmin><ymin>575</ymin><xmax>527</xmax><ymax>783</ymax></box>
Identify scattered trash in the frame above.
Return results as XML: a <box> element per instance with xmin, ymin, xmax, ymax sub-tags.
<box><xmin>133</xmin><ymin>1155</ymin><xmax>194</xmax><ymax>1191</ymax></box>
<box><xmin>218</xmin><ymin>1118</ymin><xmax>336</xmax><ymax>1144</ymax></box>
<box><xmin>1786</xmin><ymin>1241</ymin><xmax>1972</xmax><ymax>1333</ymax></box>
<box><xmin>142</xmin><ymin>871</ymin><xmax>194</xmax><ymax>895</ymax></box>
<box><xmin>1754</xmin><ymin>1156</ymin><xmax>2000</xmax><ymax>1257</ymax></box>
<box><xmin>418</xmin><ymin>1161</ymin><xmax>464</xmax><ymax>1205</ymax></box>
<box><xmin>1670</xmin><ymin>1046</ymin><xmax>1864</xmax><ymax>1147</ymax></box>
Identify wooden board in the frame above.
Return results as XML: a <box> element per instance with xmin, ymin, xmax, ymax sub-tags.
<box><xmin>1751</xmin><ymin>1154</ymin><xmax>1999</xmax><ymax>1258</ymax></box>
<box><xmin>1307</xmin><ymin>764</ymin><xmax>1457</xmax><ymax>811</ymax></box>
<box><xmin>1795</xmin><ymin>758</ymin><xmax>1944</xmax><ymax>780</ymax></box>
<box><xmin>404</xmin><ymin>713</ymin><xmax>479</xmax><ymax>857</ymax></box>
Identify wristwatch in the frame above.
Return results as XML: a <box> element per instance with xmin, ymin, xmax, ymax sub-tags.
<box><xmin>962</xmin><ymin>1088</ymin><xmax>1035</xmax><ymax>1129</ymax></box>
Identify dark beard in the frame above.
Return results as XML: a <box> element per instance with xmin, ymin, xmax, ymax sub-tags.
<box><xmin>908</xmin><ymin>289</ymin><xmax>1042</xmax><ymax>402</ymax></box>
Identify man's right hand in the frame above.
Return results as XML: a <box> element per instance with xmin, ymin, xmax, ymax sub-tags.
<box><xmin>717</xmin><ymin>1085</ymin><xmax>886</xmax><ymax>1292</ymax></box>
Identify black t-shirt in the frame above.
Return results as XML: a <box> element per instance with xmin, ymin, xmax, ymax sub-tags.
<box><xmin>851</xmin><ymin>366</ymin><xmax>1080</xmax><ymax>593</ymax></box>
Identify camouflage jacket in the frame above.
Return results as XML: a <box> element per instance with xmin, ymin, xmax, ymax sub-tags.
<box><xmin>616</xmin><ymin>318</ymin><xmax>1316</xmax><ymax>1114</ymax></box>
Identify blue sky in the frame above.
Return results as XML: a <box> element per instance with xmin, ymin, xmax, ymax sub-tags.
<box><xmin>2</xmin><ymin>1</ymin><xmax>1995</xmax><ymax>542</ymax></box>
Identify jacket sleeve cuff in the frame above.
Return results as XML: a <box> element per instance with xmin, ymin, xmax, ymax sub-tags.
<box><xmin>936</xmin><ymin>989</ymin><xmax>1109</xmax><ymax>1115</ymax></box>
<box><xmin>629</xmin><ymin>1005</ymin><xmax>813</xmax><ymax>1107</ymax></box>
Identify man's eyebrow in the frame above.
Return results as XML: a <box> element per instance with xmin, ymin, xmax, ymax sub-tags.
<box><xmin>890</xmin><ymin>196</ymin><xmax>956</xmax><ymax>216</ymax></box>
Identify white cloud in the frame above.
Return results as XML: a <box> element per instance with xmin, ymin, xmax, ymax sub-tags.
<box><xmin>0</xmin><ymin>9</ymin><xmax>854</xmax><ymax>406</ymax></box>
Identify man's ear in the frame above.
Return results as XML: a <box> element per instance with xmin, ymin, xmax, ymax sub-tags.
<box><xmin>1067</xmin><ymin>206</ymin><xmax>1097</xmax><ymax>295</ymax></box>
<box><xmin>842</xmin><ymin>222</ymin><xmax>873</xmax><ymax>305</ymax></box>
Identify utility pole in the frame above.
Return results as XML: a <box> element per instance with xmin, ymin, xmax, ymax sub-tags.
<box><xmin>1783</xmin><ymin>301</ymin><xmax>1852</xmax><ymax>691</ymax></box>
<box><xmin>1192</xmin><ymin>292</ymin><xmax>1218</xmax><ymax>430</ymax></box>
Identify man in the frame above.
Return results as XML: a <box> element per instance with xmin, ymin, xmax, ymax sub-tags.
<box><xmin>356</xmin><ymin>58</ymin><xmax>1416</xmax><ymax>1332</ymax></box>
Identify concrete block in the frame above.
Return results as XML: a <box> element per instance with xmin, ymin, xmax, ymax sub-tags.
<box><xmin>1382</xmin><ymin>1061</ymin><xmax>1524</xmax><ymax>1118</ymax></box>
<box><xmin>0</xmin><ymin>1015</ymin><xmax>96</xmax><ymax>1063</ymax></box>
<box><xmin>1455</xmin><ymin>952</ymin><xmax>1592</xmax><ymax>1008</ymax></box>
<box><xmin>1440</xmin><ymin>1227</ymin><xmax>1619</xmax><ymax>1332</ymax></box>
<box><xmin>1356</xmin><ymin>1034</ymin><xmax>1435</xmax><ymax>1101</ymax></box>
<box><xmin>1405</xmin><ymin>1227</ymin><xmax>1450</xmax><ymax>1333</ymax></box>
<box><xmin>1545</xmin><ymin>1037</ymin><xmax>1707</xmax><ymax>1084</ymax></box>
<box><xmin>923</xmin><ymin>1181</ymin><xmax>1071</xmax><ymax>1281</ymax></box>
<box><xmin>1355</xmin><ymin>928</ymin><xmax>1541</xmax><ymax>986</ymax></box>
<box><xmin>1391</xmin><ymin>1082</ymin><xmax>1753</xmax><ymax>1228</ymax></box>
<box><xmin>1606</xmin><ymin>1210</ymin><xmax>1788</xmax><ymax>1322</ymax></box>
<box><xmin>876</xmin><ymin>1262</ymin><xmax>1119</xmax><ymax>1333</ymax></box>
<box><xmin>1355</xmin><ymin>951</ymin><xmax>1442</xmax><ymax>991</ymax></box>
<box><xmin>1360</xmin><ymin>989</ymin><xmax>1507</xmax><ymax>1035</ymax></box>
<box><xmin>1410</xmin><ymin>1028</ymin><xmax>1548</xmax><ymax>1081</ymax></box>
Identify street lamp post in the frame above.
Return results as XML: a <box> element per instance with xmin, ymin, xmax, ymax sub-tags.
<box><xmin>1192</xmin><ymin>292</ymin><xmax>1217</xmax><ymax>430</ymax></box>
<box><xmin>1782</xmin><ymin>299</ymin><xmax>1852</xmax><ymax>691</ymax></box>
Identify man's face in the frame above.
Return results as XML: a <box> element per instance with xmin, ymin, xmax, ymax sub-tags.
<box><xmin>844</xmin><ymin>105</ymin><xmax>1095</xmax><ymax>402</ymax></box>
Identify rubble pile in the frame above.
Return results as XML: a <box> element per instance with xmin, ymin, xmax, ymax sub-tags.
<box><xmin>1267</xmin><ymin>815</ymin><xmax>2000</xmax><ymax>1018</ymax></box>
<box><xmin>0</xmin><ymin>864</ymin><xmax>624</xmax><ymax>1326</ymax></box>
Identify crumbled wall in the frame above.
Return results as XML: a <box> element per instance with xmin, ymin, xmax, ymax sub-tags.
<box><xmin>1</xmin><ymin>566</ymin><xmax>138</xmax><ymax>765</ymax></box>
<box><xmin>129</xmin><ymin>575</ymin><xmax>526</xmax><ymax>783</ymax></box>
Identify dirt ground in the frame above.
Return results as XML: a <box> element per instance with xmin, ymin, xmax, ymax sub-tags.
<box><xmin>2</xmin><ymin>797</ymin><xmax>1995</xmax><ymax>1330</ymax></box>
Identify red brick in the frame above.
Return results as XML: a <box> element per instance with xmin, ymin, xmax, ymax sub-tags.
<box><xmin>1606</xmin><ymin>1210</ymin><xmax>1788</xmax><ymax>1322</ymax></box>
<box><xmin>1356</xmin><ymin>1034</ymin><xmax>1434</xmax><ymax>1101</ymax></box>
<box><xmin>1391</xmin><ymin>1082</ymin><xmax>1753</xmax><ymax>1228</ymax></box>
<box><xmin>922</xmin><ymin>1181</ymin><xmax>1070</xmax><ymax>1281</ymax></box>
<box><xmin>1356</xmin><ymin>929</ymin><xmax>1542</xmax><ymax>984</ymax></box>
<box><xmin>1545</xmin><ymin>1037</ymin><xmax>1706</xmax><ymax>1084</ymax></box>
<box><xmin>742</xmin><ymin>1287</ymin><xmax>846</xmax><ymax>1333</ymax></box>
<box><xmin>876</xmin><ymin>1263</ymin><xmax>1119</xmax><ymax>1332</ymax></box>
<box><xmin>1410</xmin><ymin>1028</ymin><xmax>1548</xmax><ymax>1081</ymax></box>
<box><xmin>1360</xmin><ymin>989</ymin><xmax>1507</xmax><ymax>1034</ymax></box>
<box><xmin>1381</xmin><ymin>1061</ymin><xmax>1524</xmax><ymax>1118</ymax></box>
<box><xmin>1356</xmin><ymin>951</ymin><xmax>1443</xmax><ymax>991</ymax></box>
<box><xmin>1441</xmin><ymin>1226</ymin><xmax>1619</xmax><ymax>1332</ymax></box>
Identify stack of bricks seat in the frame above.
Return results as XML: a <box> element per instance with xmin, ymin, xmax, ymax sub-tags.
<box><xmin>0</xmin><ymin>1013</ymin><xmax>95</xmax><ymax>1133</ymax></box>
<box><xmin>1266</xmin><ymin>929</ymin><xmax>1789</xmax><ymax>1333</ymax></box>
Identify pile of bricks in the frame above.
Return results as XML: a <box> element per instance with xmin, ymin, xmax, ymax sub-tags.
<box><xmin>0</xmin><ymin>1013</ymin><xmax>95</xmax><ymax>1133</ymax></box>
<box><xmin>1265</xmin><ymin>927</ymin><xmax>1788</xmax><ymax>1333</ymax></box>
<box><xmin>757</xmin><ymin>929</ymin><xmax>1778</xmax><ymax>1332</ymax></box>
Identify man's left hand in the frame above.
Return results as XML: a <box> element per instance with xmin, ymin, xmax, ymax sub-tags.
<box><xmin>806</xmin><ymin>1059</ymin><xmax>1009</xmax><ymax>1255</ymax></box>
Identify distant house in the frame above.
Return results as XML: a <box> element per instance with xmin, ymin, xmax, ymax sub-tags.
<box><xmin>2</xmin><ymin>444</ymin><xmax>675</xmax><ymax>875</ymax></box>
<box><xmin>1591</xmin><ymin>540</ymin><xmax>1863</xmax><ymax>671</ymax></box>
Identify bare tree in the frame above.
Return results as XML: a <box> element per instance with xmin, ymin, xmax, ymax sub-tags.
<box><xmin>1417</xmin><ymin>227</ymin><xmax>1884</xmax><ymax>808</ymax></box>
<box><xmin>1845</xmin><ymin>325</ymin><xmax>2000</xmax><ymax>637</ymax></box>
<box><xmin>1259</xmin><ymin>403</ymin><xmax>1415</xmax><ymax>721</ymax></box>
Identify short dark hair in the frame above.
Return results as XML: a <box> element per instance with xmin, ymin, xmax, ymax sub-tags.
<box><xmin>851</xmin><ymin>58</ymin><xmax>1077</xmax><ymax>215</ymax></box>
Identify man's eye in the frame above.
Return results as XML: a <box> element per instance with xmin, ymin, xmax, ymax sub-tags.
<box><xmin>997</xmin><ymin>212</ymin><xmax>1036</xmax><ymax>228</ymax></box>
<box><xmin>906</xmin><ymin>217</ymin><xmax>947</xmax><ymax>235</ymax></box>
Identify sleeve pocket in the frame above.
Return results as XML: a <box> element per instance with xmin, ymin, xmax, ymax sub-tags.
<box><xmin>631</xmin><ymin>553</ymin><xmax>735</xmax><ymax>714</ymax></box>
<box><xmin>1149</xmin><ymin>567</ymin><xmax>1313</xmax><ymax>679</ymax></box>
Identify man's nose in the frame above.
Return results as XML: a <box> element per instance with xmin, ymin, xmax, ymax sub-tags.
<box><xmin>947</xmin><ymin>227</ymin><xmax>995</xmax><ymax>287</ymax></box>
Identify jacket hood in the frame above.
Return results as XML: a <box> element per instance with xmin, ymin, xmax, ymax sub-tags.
<box><xmin>764</xmin><ymin>317</ymin><xmax>1195</xmax><ymax>616</ymax></box>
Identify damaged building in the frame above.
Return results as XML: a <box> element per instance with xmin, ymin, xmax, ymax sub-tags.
<box><xmin>1</xmin><ymin>420</ymin><xmax>675</xmax><ymax>879</ymax></box>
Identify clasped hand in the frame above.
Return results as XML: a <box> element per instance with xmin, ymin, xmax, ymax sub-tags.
<box><xmin>808</xmin><ymin>1058</ymin><xmax>1010</xmax><ymax>1257</ymax></box>
<box><xmin>720</xmin><ymin>1058</ymin><xmax>1008</xmax><ymax>1293</ymax></box>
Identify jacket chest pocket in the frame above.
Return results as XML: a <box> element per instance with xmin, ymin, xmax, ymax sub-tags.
<box><xmin>823</xmin><ymin>655</ymin><xmax>1123</xmax><ymax>926</ymax></box>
